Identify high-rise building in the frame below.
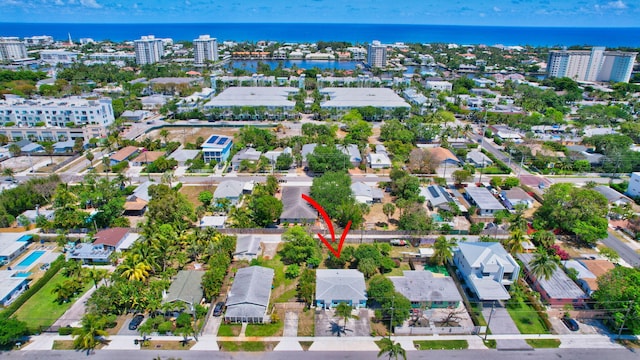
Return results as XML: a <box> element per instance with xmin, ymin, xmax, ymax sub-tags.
<box><xmin>547</xmin><ymin>47</ymin><xmax>637</xmax><ymax>83</ymax></box>
<box><xmin>0</xmin><ymin>37</ymin><xmax>27</xmax><ymax>62</ymax></box>
<box><xmin>367</xmin><ymin>40</ymin><xmax>387</xmax><ymax>68</ymax></box>
<box><xmin>134</xmin><ymin>35</ymin><xmax>164</xmax><ymax>65</ymax></box>
<box><xmin>193</xmin><ymin>35</ymin><xmax>218</xmax><ymax>65</ymax></box>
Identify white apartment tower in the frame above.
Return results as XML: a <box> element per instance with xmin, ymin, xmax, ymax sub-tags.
<box><xmin>547</xmin><ymin>47</ymin><xmax>637</xmax><ymax>83</ymax></box>
<box><xmin>193</xmin><ymin>35</ymin><xmax>218</xmax><ymax>65</ymax></box>
<box><xmin>0</xmin><ymin>37</ymin><xmax>28</xmax><ymax>62</ymax></box>
<box><xmin>367</xmin><ymin>40</ymin><xmax>387</xmax><ymax>68</ymax></box>
<box><xmin>134</xmin><ymin>35</ymin><xmax>164</xmax><ymax>65</ymax></box>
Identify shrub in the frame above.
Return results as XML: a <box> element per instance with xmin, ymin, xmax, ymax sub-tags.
<box><xmin>157</xmin><ymin>321</ymin><xmax>174</xmax><ymax>334</ymax></box>
<box><xmin>58</xmin><ymin>326</ymin><xmax>75</xmax><ymax>335</ymax></box>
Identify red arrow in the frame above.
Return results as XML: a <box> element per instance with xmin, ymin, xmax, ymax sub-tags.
<box><xmin>302</xmin><ymin>194</ymin><xmax>352</xmax><ymax>258</ymax></box>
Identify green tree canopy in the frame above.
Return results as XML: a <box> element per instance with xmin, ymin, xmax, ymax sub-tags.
<box><xmin>306</xmin><ymin>145</ymin><xmax>351</xmax><ymax>173</ymax></box>
<box><xmin>592</xmin><ymin>267</ymin><xmax>640</xmax><ymax>334</ymax></box>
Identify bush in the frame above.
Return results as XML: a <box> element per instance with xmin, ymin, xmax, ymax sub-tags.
<box><xmin>58</xmin><ymin>326</ymin><xmax>76</xmax><ymax>335</ymax></box>
<box><xmin>157</xmin><ymin>321</ymin><xmax>174</xmax><ymax>334</ymax></box>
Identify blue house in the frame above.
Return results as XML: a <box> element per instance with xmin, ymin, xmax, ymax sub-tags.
<box><xmin>0</xmin><ymin>270</ymin><xmax>30</xmax><ymax>306</ymax></box>
<box><xmin>315</xmin><ymin>269</ymin><xmax>367</xmax><ymax>309</ymax></box>
<box><xmin>201</xmin><ymin>134</ymin><xmax>232</xmax><ymax>164</ymax></box>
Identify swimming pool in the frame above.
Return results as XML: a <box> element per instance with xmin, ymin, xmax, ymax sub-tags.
<box><xmin>13</xmin><ymin>271</ymin><xmax>31</xmax><ymax>278</ymax></box>
<box><xmin>16</xmin><ymin>250</ymin><xmax>45</xmax><ymax>268</ymax></box>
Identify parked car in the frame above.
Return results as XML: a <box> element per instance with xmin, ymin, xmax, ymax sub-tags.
<box><xmin>561</xmin><ymin>316</ymin><xmax>579</xmax><ymax>331</ymax></box>
<box><xmin>213</xmin><ymin>302</ymin><xmax>225</xmax><ymax>317</ymax></box>
<box><xmin>128</xmin><ymin>314</ymin><xmax>144</xmax><ymax>330</ymax></box>
<box><xmin>390</xmin><ymin>239</ymin><xmax>407</xmax><ymax>246</ymax></box>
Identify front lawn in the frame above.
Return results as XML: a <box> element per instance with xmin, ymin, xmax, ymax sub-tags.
<box><xmin>140</xmin><ymin>340</ymin><xmax>195</xmax><ymax>350</ymax></box>
<box><xmin>297</xmin><ymin>308</ymin><xmax>315</xmax><ymax>336</ymax></box>
<box><xmin>218</xmin><ymin>323</ymin><xmax>241</xmax><ymax>337</ymax></box>
<box><xmin>413</xmin><ymin>340</ymin><xmax>469</xmax><ymax>350</ymax></box>
<box><xmin>526</xmin><ymin>339</ymin><xmax>561</xmax><ymax>348</ymax></box>
<box><xmin>218</xmin><ymin>341</ymin><xmax>278</xmax><ymax>351</ymax></box>
<box><xmin>506</xmin><ymin>299</ymin><xmax>549</xmax><ymax>334</ymax></box>
<box><xmin>13</xmin><ymin>272</ymin><xmax>91</xmax><ymax>331</ymax></box>
<box><xmin>245</xmin><ymin>322</ymin><xmax>283</xmax><ymax>337</ymax></box>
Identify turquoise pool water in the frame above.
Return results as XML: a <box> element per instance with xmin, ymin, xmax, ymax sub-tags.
<box><xmin>431</xmin><ymin>214</ymin><xmax>444</xmax><ymax>222</ymax></box>
<box><xmin>16</xmin><ymin>250</ymin><xmax>45</xmax><ymax>268</ymax></box>
<box><xmin>13</xmin><ymin>271</ymin><xmax>31</xmax><ymax>278</ymax></box>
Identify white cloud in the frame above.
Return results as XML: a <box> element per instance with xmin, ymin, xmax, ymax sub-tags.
<box><xmin>80</xmin><ymin>0</ymin><xmax>101</xmax><ymax>8</ymax></box>
<box><xmin>185</xmin><ymin>0</ymin><xmax>191</xmax><ymax>5</ymax></box>
<box><xmin>479</xmin><ymin>12</ymin><xmax>486</xmax><ymax>17</ymax></box>
<box><xmin>493</xmin><ymin>6</ymin><xmax>501</xmax><ymax>12</ymax></box>
<box><xmin>606</xmin><ymin>0</ymin><xmax>627</xmax><ymax>9</ymax></box>
<box><xmin>54</xmin><ymin>0</ymin><xmax>64</xmax><ymax>5</ymax></box>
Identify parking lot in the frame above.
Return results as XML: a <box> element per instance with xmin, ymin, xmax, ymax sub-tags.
<box><xmin>315</xmin><ymin>308</ymin><xmax>371</xmax><ymax>337</ymax></box>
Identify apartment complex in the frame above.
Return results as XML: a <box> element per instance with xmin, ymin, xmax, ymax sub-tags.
<box><xmin>547</xmin><ymin>47</ymin><xmax>637</xmax><ymax>83</ymax></box>
<box><xmin>0</xmin><ymin>96</ymin><xmax>115</xmax><ymax>141</ymax></box>
<box><xmin>367</xmin><ymin>40</ymin><xmax>387</xmax><ymax>68</ymax></box>
<box><xmin>39</xmin><ymin>50</ymin><xmax>80</xmax><ymax>65</ymax></box>
<box><xmin>0</xmin><ymin>37</ymin><xmax>27</xmax><ymax>62</ymax></box>
<box><xmin>193</xmin><ymin>35</ymin><xmax>218</xmax><ymax>65</ymax></box>
<box><xmin>134</xmin><ymin>35</ymin><xmax>164</xmax><ymax>65</ymax></box>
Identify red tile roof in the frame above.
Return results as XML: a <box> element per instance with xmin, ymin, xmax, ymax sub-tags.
<box><xmin>94</xmin><ymin>227</ymin><xmax>130</xmax><ymax>247</ymax></box>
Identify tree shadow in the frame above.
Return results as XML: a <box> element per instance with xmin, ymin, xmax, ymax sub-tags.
<box><xmin>328</xmin><ymin>321</ymin><xmax>352</xmax><ymax>337</ymax></box>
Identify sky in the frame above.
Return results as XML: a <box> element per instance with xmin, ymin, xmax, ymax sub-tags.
<box><xmin>0</xmin><ymin>0</ymin><xmax>637</xmax><ymax>27</ymax></box>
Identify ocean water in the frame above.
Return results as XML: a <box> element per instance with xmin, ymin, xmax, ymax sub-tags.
<box><xmin>1</xmin><ymin>23</ymin><xmax>639</xmax><ymax>47</ymax></box>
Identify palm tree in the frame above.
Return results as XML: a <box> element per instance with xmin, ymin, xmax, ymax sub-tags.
<box><xmin>529</xmin><ymin>248</ymin><xmax>559</xmax><ymax>281</ymax></box>
<box><xmin>531</xmin><ymin>230</ymin><xmax>555</xmax><ymax>248</ymax></box>
<box><xmin>72</xmin><ymin>314</ymin><xmax>109</xmax><ymax>355</ymax></box>
<box><xmin>2</xmin><ymin>167</ymin><xmax>15</xmax><ymax>181</ymax></box>
<box><xmin>335</xmin><ymin>302</ymin><xmax>358</xmax><ymax>333</ymax></box>
<box><xmin>44</xmin><ymin>143</ymin><xmax>54</xmax><ymax>167</ymax></box>
<box><xmin>161</xmin><ymin>170</ymin><xmax>176</xmax><ymax>188</ymax></box>
<box><xmin>118</xmin><ymin>254</ymin><xmax>151</xmax><ymax>282</ymax></box>
<box><xmin>85</xmin><ymin>151</ymin><xmax>94</xmax><ymax>167</ymax></box>
<box><xmin>377</xmin><ymin>337</ymin><xmax>407</xmax><ymax>360</ymax></box>
<box><xmin>87</xmin><ymin>267</ymin><xmax>107</xmax><ymax>289</ymax></box>
<box><xmin>432</xmin><ymin>235</ymin><xmax>456</xmax><ymax>266</ymax></box>
<box><xmin>8</xmin><ymin>143</ymin><xmax>21</xmax><ymax>158</ymax></box>
<box><xmin>52</xmin><ymin>281</ymin><xmax>74</xmax><ymax>303</ymax></box>
<box><xmin>382</xmin><ymin>203</ymin><xmax>396</xmax><ymax>222</ymax></box>
<box><xmin>504</xmin><ymin>228</ymin><xmax>526</xmax><ymax>254</ymax></box>
<box><xmin>159</xmin><ymin>129</ymin><xmax>170</xmax><ymax>145</ymax></box>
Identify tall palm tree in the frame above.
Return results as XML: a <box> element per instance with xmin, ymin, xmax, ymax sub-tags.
<box><xmin>504</xmin><ymin>228</ymin><xmax>526</xmax><ymax>254</ymax></box>
<box><xmin>335</xmin><ymin>302</ymin><xmax>358</xmax><ymax>333</ymax></box>
<box><xmin>377</xmin><ymin>337</ymin><xmax>407</xmax><ymax>360</ymax></box>
<box><xmin>72</xmin><ymin>314</ymin><xmax>109</xmax><ymax>355</ymax></box>
<box><xmin>87</xmin><ymin>267</ymin><xmax>107</xmax><ymax>289</ymax></box>
<box><xmin>432</xmin><ymin>235</ymin><xmax>456</xmax><ymax>266</ymax></box>
<box><xmin>531</xmin><ymin>230</ymin><xmax>555</xmax><ymax>248</ymax></box>
<box><xmin>529</xmin><ymin>248</ymin><xmax>559</xmax><ymax>281</ymax></box>
<box><xmin>118</xmin><ymin>254</ymin><xmax>151</xmax><ymax>282</ymax></box>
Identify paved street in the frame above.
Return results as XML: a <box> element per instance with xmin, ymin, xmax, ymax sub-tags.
<box><xmin>601</xmin><ymin>231</ymin><xmax>640</xmax><ymax>268</ymax></box>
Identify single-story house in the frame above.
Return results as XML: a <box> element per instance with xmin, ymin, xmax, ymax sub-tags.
<box><xmin>130</xmin><ymin>151</ymin><xmax>165</xmax><ymax>166</ymax></box>
<box><xmin>214</xmin><ymin>180</ymin><xmax>245</xmax><ymax>206</ymax></box>
<box><xmin>577</xmin><ymin>259</ymin><xmax>615</xmax><ymax>295</ymax></box>
<box><xmin>427</xmin><ymin>147</ymin><xmax>461</xmax><ymax>166</ymax></box>
<box><xmin>231</xmin><ymin>148</ymin><xmax>263</xmax><ymax>170</ymax></box>
<box><xmin>351</xmin><ymin>181</ymin><xmax>383</xmax><ymax>204</ymax></box>
<box><xmin>279</xmin><ymin>186</ymin><xmax>317</xmax><ymax>224</ymax></box>
<box><xmin>421</xmin><ymin>185</ymin><xmax>455</xmax><ymax>210</ymax></box>
<box><xmin>454</xmin><ymin>242</ymin><xmax>519</xmax><ymax>301</ymax></box>
<box><xmin>121</xmin><ymin>110</ymin><xmax>150</xmax><ymax>122</ymax></box>
<box><xmin>593</xmin><ymin>186</ymin><xmax>633</xmax><ymax>206</ymax></box>
<box><xmin>162</xmin><ymin>270</ymin><xmax>205</xmax><ymax>311</ymax></box>
<box><xmin>337</xmin><ymin>144</ymin><xmax>362</xmax><ymax>166</ymax></box>
<box><xmin>518</xmin><ymin>253</ymin><xmax>588</xmax><ymax>307</ymax></box>
<box><xmin>16</xmin><ymin>140</ymin><xmax>43</xmax><ymax>154</ymax></box>
<box><xmin>315</xmin><ymin>269</ymin><xmax>367</xmax><ymax>309</ymax></box>
<box><xmin>140</xmin><ymin>95</ymin><xmax>169</xmax><ymax>110</ymax></box>
<box><xmin>167</xmin><ymin>149</ymin><xmax>200</xmax><ymax>166</ymax></box>
<box><xmin>465</xmin><ymin>186</ymin><xmax>505</xmax><ymax>216</ymax></box>
<box><xmin>225</xmin><ymin>266</ymin><xmax>274</xmax><ymax>323</ymax></box>
<box><xmin>123</xmin><ymin>196</ymin><xmax>148</xmax><ymax>216</ymax></box>
<box><xmin>199</xmin><ymin>216</ymin><xmax>226</xmax><ymax>229</ymax></box>
<box><xmin>20</xmin><ymin>208</ymin><xmax>55</xmax><ymax>223</ymax></box>
<box><xmin>367</xmin><ymin>152</ymin><xmax>392</xmax><ymax>169</ymax></box>
<box><xmin>390</xmin><ymin>271</ymin><xmax>463</xmax><ymax>309</ymax></box>
<box><xmin>466</xmin><ymin>151</ymin><xmax>493</xmax><ymax>167</ymax></box>
<box><xmin>301</xmin><ymin>143</ymin><xmax>317</xmax><ymax>167</ymax></box>
<box><xmin>53</xmin><ymin>139</ymin><xmax>81</xmax><ymax>153</ymax></box>
<box><xmin>0</xmin><ymin>233</ymin><xmax>32</xmax><ymax>266</ymax></box>
<box><xmin>502</xmin><ymin>187</ymin><xmax>535</xmax><ymax>209</ymax></box>
<box><xmin>110</xmin><ymin>146</ymin><xmax>139</xmax><ymax>165</ymax></box>
<box><xmin>234</xmin><ymin>235</ymin><xmax>263</xmax><ymax>261</ymax></box>
<box><xmin>0</xmin><ymin>270</ymin><xmax>30</xmax><ymax>306</ymax></box>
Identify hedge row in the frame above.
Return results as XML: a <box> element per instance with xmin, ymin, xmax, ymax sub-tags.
<box><xmin>481</xmin><ymin>149</ymin><xmax>511</xmax><ymax>174</ymax></box>
<box><xmin>0</xmin><ymin>255</ymin><xmax>65</xmax><ymax>319</ymax></box>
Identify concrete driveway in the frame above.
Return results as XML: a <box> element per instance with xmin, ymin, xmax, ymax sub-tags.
<box><xmin>118</xmin><ymin>315</ymin><xmax>146</xmax><ymax>336</ymax></box>
<box><xmin>315</xmin><ymin>308</ymin><xmax>371</xmax><ymax>337</ymax></box>
<box><xmin>482</xmin><ymin>304</ymin><xmax>531</xmax><ymax>350</ymax></box>
<box><xmin>284</xmin><ymin>312</ymin><xmax>299</xmax><ymax>337</ymax></box>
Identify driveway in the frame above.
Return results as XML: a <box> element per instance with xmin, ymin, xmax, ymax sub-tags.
<box><xmin>284</xmin><ymin>312</ymin><xmax>298</xmax><ymax>337</ymax></box>
<box><xmin>118</xmin><ymin>314</ymin><xmax>147</xmax><ymax>336</ymax></box>
<box><xmin>482</xmin><ymin>303</ymin><xmax>531</xmax><ymax>350</ymax></box>
<box><xmin>52</xmin><ymin>285</ymin><xmax>98</xmax><ymax>328</ymax></box>
<box><xmin>315</xmin><ymin>308</ymin><xmax>371</xmax><ymax>337</ymax></box>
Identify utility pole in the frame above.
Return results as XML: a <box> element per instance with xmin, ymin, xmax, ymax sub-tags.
<box><xmin>484</xmin><ymin>301</ymin><xmax>496</xmax><ymax>341</ymax></box>
<box><xmin>617</xmin><ymin>300</ymin><xmax>634</xmax><ymax>339</ymax></box>
<box><xmin>389</xmin><ymin>296</ymin><xmax>395</xmax><ymax>339</ymax></box>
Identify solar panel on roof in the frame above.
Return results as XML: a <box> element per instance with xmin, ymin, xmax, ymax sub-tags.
<box><xmin>217</xmin><ymin>137</ymin><xmax>228</xmax><ymax>145</ymax></box>
<box><xmin>428</xmin><ymin>187</ymin><xmax>440</xmax><ymax>198</ymax></box>
<box><xmin>207</xmin><ymin>135</ymin><xmax>219</xmax><ymax>144</ymax></box>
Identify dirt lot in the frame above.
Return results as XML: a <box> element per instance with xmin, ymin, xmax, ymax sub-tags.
<box><xmin>179</xmin><ymin>184</ymin><xmax>216</xmax><ymax>205</ymax></box>
<box><xmin>2</xmin><ymin>155</ymin><xmax>68</xmax><ymax>172</ymax></box>
<box><xmin>363</xmin><ymin>192</ymin><xmax>397</xmax><ymax>230</ymax></box>
<box><xmin>143</xmin><ymin>127</ymin><xmax>240</xmax><ymax>145</ymax></box>
<box><xmin>315</xmin><ymin>308</ymin><xmax>371</xmax><ymax>337</ymax></box>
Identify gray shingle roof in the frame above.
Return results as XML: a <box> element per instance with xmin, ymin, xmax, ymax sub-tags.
<box><xmin>163</xmin><ymin>270</ymin><xmax>205</xmax><ymax>306</ymax></box>
<box><xmin>316</xmin><ymin>269</ymin><xmax>367</xmax><ymax>304</ymax></box>
<box><xmin>593</xmin><ymin>185</ymin><xmax>632</xmax><ymax>204</ymax></box>
<box><xmin>457</xmin><ymin>242</ymin><xmax>517</xmax><ymax>273</ymax></box>
<box><xmin>214</xmin><ymin>180</ymin><xmax>244</xmax><ymax>199</ymax></box>
<box><xmin>390</xmin><ymin>271</ymin><xmax>462</xmax><ymax>303</ymax></box>
<box><xmin>225</xmin><ymin>266</ymin><xmax>274</xmax><ymax>319</ymax></box>
<box><xmin>279</xmin><ymin>186</ymin><xmax>317</xmax><ymax>222</ymax></box>
<box><xmin>235</xmin><ymin>235</ymin><xmax>262</xmax><ymax>256</ymax></box>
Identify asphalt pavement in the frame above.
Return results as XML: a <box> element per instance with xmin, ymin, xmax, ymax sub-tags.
<box><xmin>601</xmin><ymin>231</ymin><xmax>640</xmax><ymax>268</ymax></box>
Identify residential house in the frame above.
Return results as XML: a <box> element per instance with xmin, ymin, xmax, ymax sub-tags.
<box><xmin>465</xmin><ymin>151</ymin><xmax>493</xmax><ymax>168</ymax></box>
<box><xmin>234</xmin><ymin>235</ymin><xmax>263</xmax><ymax>261</ymax></box>
<box><xmin>231</xmin><ymin>148</ymin><xmax>262</xmax><ymax>170</ymax></box>
<box><xmin>130</xmin><ymin>151</ymin><xmax>165</xmax><ymax>166</ymax></box>
<box><xmin>123</xmin><ymin>181</ymin><xmax>152</xmax><ymax>216</ymax></box>
<box><xmin>53</xmin><ymin>139</ymin><xmax>81</xmax><ymax>153</ymax></box>
<box><xmin>20</xmin><ymin>208</ymin><xmax>54</xmax><ymax>223</ymax></box>
<box><xmin>390</xmin><ymin>271</ymin><xmax>463</xmax><ymax>309</ymax></box>
<box><xmin>593</xmin><ymin>186</ymin><xmax>633</xmax><ymax>206</ymax></box>
<box><xmin>367</xmin><ymin>152</ymin><xmax>391</xmax><ymax>169</ymax></box>
<box><xmin>0</xmin><ymin>270</ymin><xmax>30</xmax><ymax>306</ymax></box>
<box><xmin>301</xmin><ymin>143</ymin><xmax>317</xmax><ymax>167</ymax></box>
<box><xmin>421</xmin><ymin>185</ymin><xmax>455</xmax><ymax>211</ymax></box>
<box><xmin>427</xmin><ymin>147</ymin><xmax>461</xmax><ymax>167</ymax></box>
<box><xmin>453</xmin><ymin>242</ymin><xmax>519</xmax><ymax>301</ymax></box>
<box><xmin>351</xmin><ymin>181</ymin><xmax>383</xmax><ymax>204</ymax></box>
<box><xmin>502</xmin><ymin>187</ymin><xmax>535</xmax><ymax>209</ymax></box>
<box><xmin>162</xmin><ymin>270</ymin><xmax>205</xmax><ymax>311</ymax></box>
<box><xmin>279</xmin><ymin>186</ymin><xmax>317</xmax><ymax>224</ymax></box>
<box><xmin>110</xmin><ymin>146</ymin><xmax>139</xmax><ymax>165</ymax></box>
<box><xmin>315</xmin><ymin>269</ymin><xmax>367</xmax><ymax>309</ymax></box>
<box><xmin>167</xmin><ymin>149</ymin><xmax>200</xmax><ymax>167</ymax></box>
<box><xmin>201</xmin><ymin>134</ymin><xmax>232</xmax><ymax>163</ymax></box>
<box><xmin>337</xmin><ymin>144</ymin><xmax>362</xmax><ymax>166</ymax></box>
<box><xmin>214</xmin><ymin>180</ymin><xmax>245</xmax><ymax>206</ymax></box>
<box><xmin>578</xmin><ymin>259</ymin><xmax>615</xmax><ymax>295</ymax></box>
<box><xmin>199</xmin><ymin>216</ymin><xmax>226</xmax><ymax>229</ymax></box>
<box><xmin>628</xmin><ymin>172</ymin><xmax>640</xmax><ymax>198</ymax></box>
<box><xmin>120</xmin><ymin>110</ymin><xmax>150</xmax><ymax>122</ymax></box>
<box><xmin>0</xmin><ymin>233</ymin><xmax>32</xmax><ymax>266</ymax></box>
<box><xmin>15</xmin><ymin>139</ymin><xmax>43</xmax><ymax>154</ymax></box>
<box><xmin>225</xmin><ymin>266</ymin><xmax>274</xmax><ymax>323</ymax></box>
<box><xmin>140</xmin><ymin>95</ymin><xmax>168</xmax><ymax>110</ymax></box>
<box><xmin>67</xmin><ymin>227</ymin><xmax>130</xmax><ymax>264</ymax></box>
<box><xmin>518</xmin><ymin>253</ymin><xmax>588</xmax><ymax>307</ymax></box>
<box><xmin>465</xmin><ymin>186</ymin><xmax>505</xmax><ymax>216</ymax></box>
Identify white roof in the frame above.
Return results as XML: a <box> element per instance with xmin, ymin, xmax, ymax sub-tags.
<box><xmin>205</xmin><ymin>87</ymin><xmax>297</xmax><ymax>108</ymax></box>
<box><xmin>320</xmin><ymin>88</ymin><xmax>410</xmax><ymax>109</ymax></box>
<box><xmin>200</xmin><ymin>216</ymin><xmax>226</xmax><ymax>227</ymax></box>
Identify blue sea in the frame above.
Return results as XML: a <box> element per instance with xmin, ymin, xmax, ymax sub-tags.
<box><xmin>0</xmin><ymin>23</ymin><xmax>639</xmax><ymax>47</ymax></box>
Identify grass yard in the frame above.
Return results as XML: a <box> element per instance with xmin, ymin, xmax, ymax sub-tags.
<box><xmin>179</xmin><ymin>185</ymin><xmax>216</xmax><ymax>205</ymax></box>
<box><xmin>52</xmin><ymin>340</ymin><xmax>75</xmax><ymax>350</ymax></box>
<box><xmin>413</xmin><ymin>340</ymin><xmax>469</xmax><ymax>350</ymax></box>
<box><xmin>273</xmin><ymin>288</ymin><xmax>297</xmax><ymax>303</ymax></box>
<box><xmin>218</xmin><ymin>341</ymin><xmax>278</xmax><ymax>352</ymax></box>
<box><xmin>506</xmin><ymin>300</ymin><xmax>549</xmax><ymax>334</ymax></box>
<box><xmin>386</xmin><ymin>263</ymin><xmax>411</xmax><ymax>276</ymax></box>
<box><xmin>297</xmin><ymin>309</ymin><xmax>315</xmax><ymax>336</ymax></box>
<box><xmin>245</xmin><ymin>322</ymin><xmax>283</xmax><ymax>337</ymax></box>
<box><xmin>13</xmin><ymin>272</ymin><xmax>91</xmax><ymax>331</ymax></box>
<box><xmin>483</xmin><ymin>339</ymin><xmax>497</xmax><ymax>349</ymax></box>
<box><xmin>526</xmin><ymin>339</ymin><xmax>561</xmax><ymax>348</ymax></box>
<box><xmin>218</xmin><ymin>323</ymin><xmax>242</xmax><ymax>337</ymax></box>
<box><xmin>299</xmin><ymin>341</ymin><xmax>313</xmax><ymax>351</ymax></box>
<box><xmin>140</xmin><ymin>340</ymin><xmax>195</xmax><ymax>350</ymax></box>
<box><xmin>617</xmin><ymin>340</ymin><xmax>640</xmax><ymax>349</ymax></box>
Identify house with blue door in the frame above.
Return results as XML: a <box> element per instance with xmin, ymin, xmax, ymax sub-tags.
<box><xmin>315</xmin><ymin>269</ymin><xmax>367</xmax><ymax>309</ymax></box>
